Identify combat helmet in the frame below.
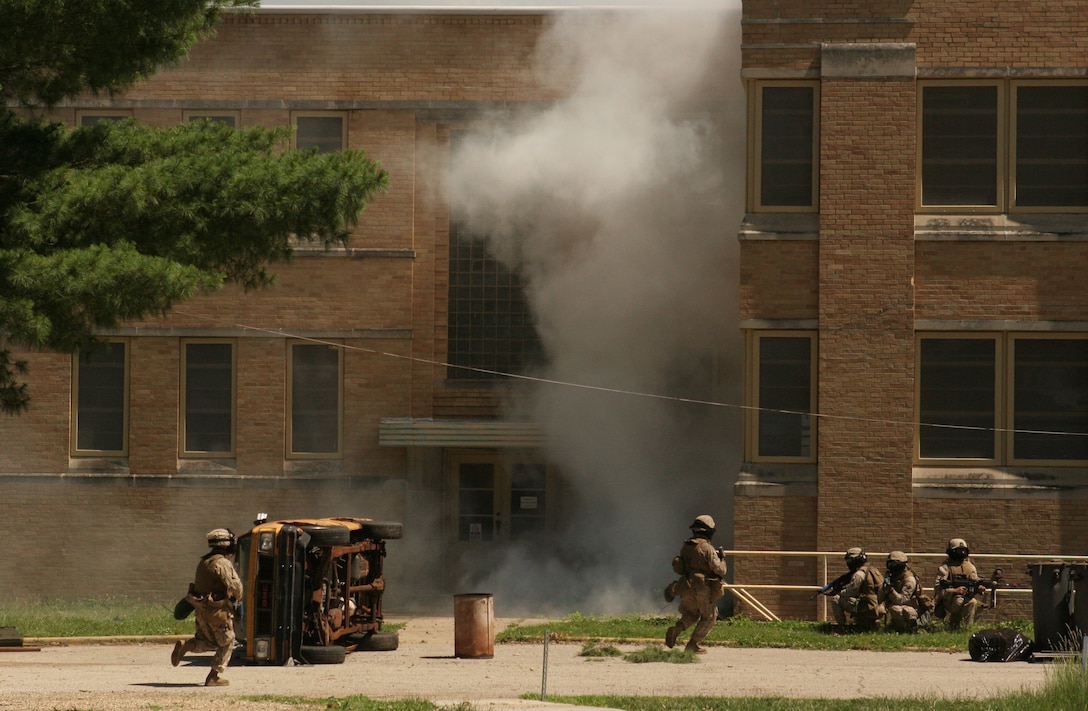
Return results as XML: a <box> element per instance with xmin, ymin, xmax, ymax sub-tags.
<box><xmin>690</xmin><ymin>515</ymin><xmax>716</xmax><ymax>537</ymax></box>
<box><xmin>886</xmin><ymin>550</ymin><xmax>909</xmax><ymax>574</ymax></box>
<box><xmin>206</xmin><ymin>528</ymin><xmax>236</xmax><ymax>549</ymax></box>
<box><xmin>844</xmin><ymin>547</ymin><xmax>867</xmax><ymax>570</ymax></box>
<box><xmin>946</xmin><ymin>538</ymin><xmax>969</xmax><ymax>561</ymax></box>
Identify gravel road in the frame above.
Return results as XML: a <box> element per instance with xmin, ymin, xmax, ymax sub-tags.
<box><xmin>0</xmin><ymin>617</ymin><xmax>1055</xmax><ymax>711</ymax></box>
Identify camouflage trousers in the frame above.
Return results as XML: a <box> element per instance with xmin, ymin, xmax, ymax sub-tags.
<box><xmin>181</xmin><ymin>594</ymin><xmax>236</xmax><ymax>673</ymax></box>
<box><xmin>671</xmin><ymin>580</ymin><xmax>722</xmax><ymax>647</ymax></box>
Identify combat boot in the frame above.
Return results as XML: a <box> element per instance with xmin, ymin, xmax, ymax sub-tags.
<box><xmin>171</xmin><ymin>640</ymin><xmax>185</xmax><ymax>667</ymax></box>
<box><xmin>205</xmin><ymin>671</ymin><xmax>229</xmax><ymax>687</ymax></box>
<box><xmin>664</xmin><ymin>625</ymin><xmax>679</xmax><ymax>648</ymax></box>
<box><xmin>684</xmin><ymin>642</ymin><xmax>707</xmax><ymax>654</ymax></box>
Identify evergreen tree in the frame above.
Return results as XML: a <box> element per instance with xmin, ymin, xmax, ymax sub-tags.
<box><xmin>0</xmin><ymin>1</ymin><xmax>389</xmax><ymax>413</ymax></box>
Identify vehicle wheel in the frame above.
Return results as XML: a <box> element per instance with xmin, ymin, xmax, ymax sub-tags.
<box><xmin>298</xmin><ymin>644</ymin><xmax>347</xmax><ymax>665</ymax></box>
<box><xmin>300</xmin><ymin>524</ymin><xmax>350</xmax><ymax>547</ymax></box>
<box><xmin>353</xmin><ymin>631</ymin><xmax>399</xmax><ymax>651</ymax></box>
<box><xmin>358</xmin><ymin>521</ymin><xmax>403</xmax><ymax>540</ymax></box>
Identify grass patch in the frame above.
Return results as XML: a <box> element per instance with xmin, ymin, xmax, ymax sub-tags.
<box><xmin>0</xmin><ymin>598</ymin><xmax>406</xmax><ymax>639</ymax></box>
<box><xmin>246</xmin><ymin>698</ymin><xmax>474</xmax><ymax>711</ymax></box>
<box><xmin>0</xmin><ymin>598</ymin><xmax>192</xmax><ymax>637</ymax></box>
<box><xmin>580</xmin><ymin>639</ymin><xmax>623</xmax><ymax>657</ymax></box>
<box><xmin>622</xmin><ymin>644</ymin><xmax>699</xmax><ymax>664</ymax></box>
<box><xmin>499</xmin><ymin>613</ymin><xmax>1035</xmax><ymax>653</ymax></box>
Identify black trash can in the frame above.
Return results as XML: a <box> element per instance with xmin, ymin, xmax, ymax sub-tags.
<box><xmin>1028</xmin><ymin>561</ymin><xmax>1084</xmax><ymax>651</ymax></box>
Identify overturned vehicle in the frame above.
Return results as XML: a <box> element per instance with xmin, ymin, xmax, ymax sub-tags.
<box><xmin>236</xmin><ymin>515</ymin><xmax>403</xmax><ymax>665</ymax></box>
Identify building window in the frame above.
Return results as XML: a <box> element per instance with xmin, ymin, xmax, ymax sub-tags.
<box><xmin>920</xmin><ymin>81</ymin><xmax>1088</xmax><ymax>212</ymax></box>
<box><xmin>749</xmin><ymin>81</ymin><xmax>818</xmax><ymax>211</ymax></box>
<box><xmin>917</xmin><ymin>334</ymin><xmax>1088</xmax><ymax>464</ymax></box>
<box><xmin>447</xmin><ymin>222</ymin><xmax>544</xmax><ymax>380</ymax></box>
<box><xmin>917</xmin><ymin>335</ymin><xmax>998</xmax><ymax>460</ymax></box>
<box><xmin>181</xmin><ymin>341</ymin><xmax>234</xmax><ymax>456</ymax></box>
<box><xmin>920</xmin><ymin>83</ymin><xmax>1001</xmax><ymax>208</ymax></box>
<box><xmin>184</xmin><ymin>112</ymin><xmax>238</xmax><ymax>127</ymax></box>
<box><xmin>294</xmin><ymin>113</ymin><xmax>345</xmax><ymax>153</ymax></box>
<box><xmin>288</xmin><ymin>342</ymin><xmax>342</xmax><ymax>457</ymax></box>
<box><xmin>77</xmin><ymin>111</ymin><xmax>131</xmax><ymax>126</ymax></box>
<box><xmin>72</xmin><ymin>341</ymin><xmax>128</xmax><ymax>455</ymax></box>
<box><xmin>1013</xmin><ymin>84</ymin><xmax>1088</xmax><ymax>209</ymax></box>
<box><xmin>746</xmin><ymin>332</ymin><xmax>816</xmax><ymax>461</ymax></box>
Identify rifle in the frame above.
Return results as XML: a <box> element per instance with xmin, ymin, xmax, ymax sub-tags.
<box><xmin>810</xmin><ymin>570</ymin><xmax>855</xmax><ymax>600</ymax></box>
<box><xmin>936</xmin><ymin>574</ymin><xmax>988</xmax><ymax>597</ymax></box>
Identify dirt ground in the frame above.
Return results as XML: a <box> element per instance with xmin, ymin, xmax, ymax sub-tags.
<box><xmin>0</xmin><ymin>616</ymin><xmax>1056</xmax><ymax>711</ymax></box>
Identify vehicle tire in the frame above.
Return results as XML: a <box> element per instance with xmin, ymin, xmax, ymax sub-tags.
<box><xmin>298</xmin><ymin>644</ymin><xmax>347</xmax><ymax>665</ymax></box>
<box><xmin>299</xmin><ymin>524</ymin><xmax>350</xmax><ymax>547</ymax></box>
<box><xmin>353</xmin><ymin>631</ymin><xmax>399</xmax><ymax>651</ymax></box>
<box><xmin>358</xmin><ymin>521</ymin><xmax>403</xmax><ymax>540</ymax></box>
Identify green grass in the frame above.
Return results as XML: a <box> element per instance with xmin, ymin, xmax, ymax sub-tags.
<box><xmin>0</xmin><ymin>598</ymin><xmax>192</xmax><ymax>637</ymax></box>
<box><xmin>498</xmin><ymin>613</ymin><xmax>1036</xmax><ymax>653</ymax></box>
<box><xmin>0</xmin><ymin>598</ymin><xmax>406</xmax><ymax>639</ymax></box>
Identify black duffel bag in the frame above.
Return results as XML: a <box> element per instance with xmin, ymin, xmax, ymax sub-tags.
<box><xmin>968</xmin><ymin>627</ymin><xmax>1034</xmax><ymax>662</ymax></box>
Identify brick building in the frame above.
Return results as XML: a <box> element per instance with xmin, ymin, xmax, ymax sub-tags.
<box><xmin>737</xmin><ymin>0</ymin><xmax>1088</xmax><ymax>617</ymax></box>
<box><xmin>2</xmin><ymin>5</ymin><xmax>741</xmax><ymax>611</ymax></box>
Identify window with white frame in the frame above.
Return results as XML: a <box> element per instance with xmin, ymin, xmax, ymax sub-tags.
<box><xmin>749</xmin><ymin>81</ymin><xmax>819</xmax><ymax>212</ymax></box>
<box><xmin>920</xmin><ymin>81</ymin><xmax>1088</xmax><ymax>211</ymax></box>
<box><xmin>72</xmin><ymin>341</ymin><xmax>128</xmax><ymax>455</ymax></box>
<box><xmin>746</xmin><ymin>331</ymin><xmax>816</xmax><ymax>461</ymax></box>
<box><xmin>181</xmin><ymin>340</ymin><xmax>235</xmax><ymax>456</ymax></box>
<box><xmin>288</xmin><ymin>342</ymin><xmax>342</xmax><ymax>456</ymax></box>
<box><xmin>917</xmin><ymin>333</ymin><xmax>1088</xmax><ymax>464</ymax></box>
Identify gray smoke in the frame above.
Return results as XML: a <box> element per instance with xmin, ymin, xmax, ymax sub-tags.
<box><xmin>446</xmin><ymin>4</ymin><xmax>744</xmax><ymax>615</ymax></box>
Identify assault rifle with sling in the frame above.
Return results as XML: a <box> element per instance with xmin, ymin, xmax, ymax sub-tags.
<box><xmin>810</xmin><ymin>570</ymin><xmax>855</xmax><ymax>600</ymax></box>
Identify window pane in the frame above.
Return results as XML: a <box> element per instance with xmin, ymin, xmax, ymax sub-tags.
<box><xmin>757</xmin><ymin>336</ymin><xmax>812</xmax><ymax>457</ymax></box>
<box><xmin>187</xmin><ymin>115</ymin><xmax>236</xmax><ymax>127</ymax></box>
<box><xmin>80</xmin><ymin>115</ymin><xmax>127</xmax><ymax>126</ymax></box>
<box><xmin>921</xmin><ymin>85</ymin><xmax>999</xmax><ymax>206</ymax></box>
<box><xmin>76</xmin><ymin>343</ymin><xmax>126</xmax><ymax>452</ymax></box>
<box><xmin>760</xmin><ymin>86</ymin><xmax>815</xmax><ymax>207</ymax></box>
<box><xmin>918</xmin><ymin>338</ymin><xmax>996</xmax><ymax>459</ymax></box>
<box><xmin>296</xmin><ymin>116</ymin><xmax>343</xmax><ymax>153</ymax></box>
<box><xmin>291</xmin><ymin>344</ymin><xmax>340</xmax><ymax>454</ymax></box>
<box><xmin>184</xmin><ymin>343</ymin><xmax>233</xmax><ymax>453</ymax></box>
<box><xmin>459</xmin><ymin>463</ymin><xmax>495</xmax><ymax>541</ymax></box>
<box><xmin>447</xmin><ymin>221</ymin><xmax>544</xmax><ymax>380</ymax></box>
<box><xmin>1016</xmin><ymin>85</ymin><xmax>1088</xmax><ymax>207</ymax></box>
<box><xmin>509</xmin><ymin>463</ymin><xmax>546</xmax><ymax>541</ymax></box>
<box><xmin>1013</xmin><ymin>339</ymin><xmax>1088</xmax><ymax>460</ymax></box>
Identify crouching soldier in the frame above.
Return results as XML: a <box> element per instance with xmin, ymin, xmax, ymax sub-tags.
<box><xmin>664</xmin><ymin>515</ymin><xmax>727</xmax><ymax>654</ymax></box>
<box><xmin>879</xmin><ymin>551</ymin><xmax>930</xmax><ymax>632</ymax></box>
<box><xmin>830</xmin><ymin>548</ymin><xmax>882</xmax><ymax>631</ymax></box>
<box><xmin>172</xmin><ymin>528</ymin><xmax>243</xmax><ymax>686</ymax></box>
<box><xmin>935</xmin><ymin>537</ymin><xmax>985</xmax><ymax>631</ymax></box>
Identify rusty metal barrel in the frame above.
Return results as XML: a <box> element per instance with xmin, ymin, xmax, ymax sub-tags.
<box><xmin>454</xmin><ymin>593</ymin><xmax>494</xmax><ymax>659</ymax></box>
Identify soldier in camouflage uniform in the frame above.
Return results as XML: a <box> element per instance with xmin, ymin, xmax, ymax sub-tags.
<box><xmin>830</xmin><ymin>547</ymin><xmax>882</xmax><ymax>631</ymax></box>
<box><xmin>664</xmin><ymin>515</ymin><xmax>727</xmax><ymax>654</ymax></box>
<box><xmin>935</xmin><ymin>537</ymin><xmax>985</xmax><ymax>631</ymax></box>
<box><xmin>171</xmin><ymin>528</ymin><xmax>243</xmax><ymax>687</ymax></box>
<box><xmin>878</xmin><ymin>551</ymin><xmax>927</xmax><ymax>632</ymax></box>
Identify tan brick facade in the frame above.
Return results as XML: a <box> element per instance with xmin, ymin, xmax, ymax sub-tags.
<box><xmin>736</xmin><ymin>1</ymin><xmax>1088</xmax><ymax>620</ymax></box>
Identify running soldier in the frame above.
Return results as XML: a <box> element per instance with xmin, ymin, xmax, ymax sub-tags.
<box><xmin>171</xmin><ymin>528</ymin><xmax>243</xmax><ymax>686</ymax></box>
<box><xmin>664</xmin><ymin>515</ymin><xmax>727</xmax><ymax>654</ymax></box>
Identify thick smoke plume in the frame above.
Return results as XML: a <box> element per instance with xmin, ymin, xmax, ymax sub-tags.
<box><xmin>446</xmin><ymin>4</ymin><xmax>744</xmax><ymax>614</ymax></box>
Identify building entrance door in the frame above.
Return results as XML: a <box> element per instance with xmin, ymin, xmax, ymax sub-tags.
<box><xmin>449</xmin><ymin>451</ymin><xmax>548</xmax><ymax>544</ymax></box>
